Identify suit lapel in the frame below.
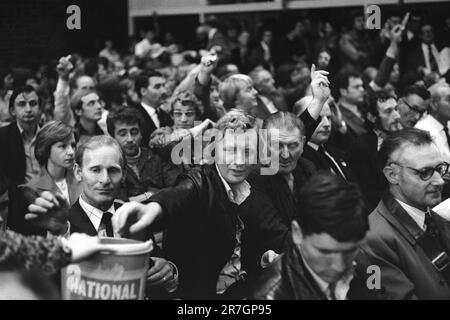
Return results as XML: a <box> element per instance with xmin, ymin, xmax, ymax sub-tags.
<box><xmin>340</xmin><ymin>107</ymin><xmax>366</xmax><ymax>136</ymax></box>
<box><xmin>378</xmin><ymin>193</ymin><xmax>423</xmax><ymax>246</ymax></box>
<box><xmin>69</xmin><ymin>200</ymin><xmax>98</xmax><ymax>236</ymax></box>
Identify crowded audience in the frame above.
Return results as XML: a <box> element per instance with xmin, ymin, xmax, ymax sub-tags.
<box><xmin>1</xmin><ymin>9</ymin><xmax>450</xmax><ymax>300</ymax></box>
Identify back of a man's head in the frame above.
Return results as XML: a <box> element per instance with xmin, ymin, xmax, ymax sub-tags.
<box><xmin>296</xmin><ymin>172</ymin><xmax>369</xmax><ymax>242</ymax></box>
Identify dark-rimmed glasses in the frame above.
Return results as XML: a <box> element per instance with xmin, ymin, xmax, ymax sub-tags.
<box><xmin>390</xmin><ymin>161</ymin><xmax>449</xmax><ymax>181</ymax></box>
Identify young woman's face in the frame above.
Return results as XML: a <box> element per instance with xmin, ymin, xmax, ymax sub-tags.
<box><xmin>49</xmin><ymin>135</ymin><xmax>76</xmax><ymax>169</ymax></box>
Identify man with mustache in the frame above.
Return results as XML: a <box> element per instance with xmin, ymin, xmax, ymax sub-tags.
<box><xmin>133</xmin><ymin>70</ymin><xmax>173</xmax><ymax>147</ymax></box>
<box><xmin>347</xmin><ymin>90</ymin><xmax>403</xmax><ymax>210</ymax></box>
<box><xmin>354</xmin><ymin>128</ymin><xmax>450</xmax><ymax>299</ymax></box>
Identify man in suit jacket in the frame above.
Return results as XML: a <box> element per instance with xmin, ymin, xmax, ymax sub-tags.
<box><xmin>354</xmin><ymin>128</ymin><xmax>450</xmax><ymax>299</ymax></box>
<box><xmin>133</xmin><ymin>70</ymin><xmax>173</xmax><ymax>147</ymax></box>
<box><xmin>0</xmin><ymin>86</ymin><xmax>43</xmax><ymax>235</ymax></box>
<box><xmin>328</xmin><ymin>70</ymin><xmax>366</xmax><ymax>152</ymax></box>
<box><xmin>301</xmin><ymin>97</ymin><xmax>356</xmax><ymax>183</ymax></box>
<box><xmin>400</xmin><ymin>23</ymin><xmax>447</xmax><ymax>80</ymax></box>
<box><xmin>249</xmin><ymin>68</ymin><xmax>288</xmax><ymax>120</ymax></box>
<box><xmin>27</xmin><ymin>135</ymin><xmax>179</xmax><ymax>294</ymax></box>
<box><xmin>348</xmin><ymin>90</ymin><xmax>402</xmax><ymax>210</ymax></box>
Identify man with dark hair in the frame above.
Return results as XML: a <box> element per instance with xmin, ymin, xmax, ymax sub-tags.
<box><xmin>357</xmin><ymin>128</ymin><xmax>450</xmax><ymax>299</ymax></box>
<box><xmin>107</xmin><ymin>107</ymin><xmax>174</xmax><ymax>202</ymax></box>
<box><xmin>328</xmin><ymin>70</ymin><xmax>366</xmax><ymax>151</ymax></box>
<box><xmin>348</xmin><ymin>90</ymin><xmax>402</xmax><ymax>209</ymax></box>
<box><xmin>70</xmin><ymin>89</ymin><xmax>105</xmax><ymax>145</ymax></box>
<box><xmin>133</xmin><ymin>70</ymin><xmax>173</xmax><ymax>147</ymax></box>
<box><xmin>0</xmin><ymin>85</ymin><xmax>43</xmax><ymax>234</ymax></box>
<box><xmin>397</xmin><ymin>84</ymin><xmax>430</xmax><ymax>128</ymax></box>
<box><xmin>250</xmin><ymin>172</ymin><xmax>370</xmax><ymax>300</ymax></box>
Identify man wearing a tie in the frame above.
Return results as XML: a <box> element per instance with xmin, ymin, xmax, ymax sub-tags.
<box><xmin>302</xmin><ymin>100</ymin><xmax>354</xmax><ymax>182</ymax></box>
<box><xmin>355</xmin><ymin>128</ymin><xmax>450</xmax><ymax>299</ymax></box>
<box><xmin>28</xmin><ymin>135</ymin><xmax>178</xmax><ymax>294</ymax></box>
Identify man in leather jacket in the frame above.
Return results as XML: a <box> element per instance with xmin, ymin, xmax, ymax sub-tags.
<box><xmin>112</xmin><ymin>110</ymin><xmax>290</xmax><ymax>299</ymax></box>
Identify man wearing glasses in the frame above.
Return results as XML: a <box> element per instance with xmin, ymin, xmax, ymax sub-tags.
<box><xmin>397</xmin><ymin>85</ymin><xmax>430</xmax><ymax>128</ymax></box>
<box><xmin>415</xmin><ymin>83</ymin><xmax>450</xmax><ymax>162</ymax></box>
<box><xmin>356</xmin><ymin>128</ymin><xmax>450</xmax><ymax>299</ymax></box>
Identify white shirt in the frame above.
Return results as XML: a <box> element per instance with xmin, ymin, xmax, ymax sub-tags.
<box><xmin>79</xmin><ymin>195</ymin><xmax>116</xmax><ymax>236</ymax></box>
<box><xmin>141</xmin><ymin>102</ymin><xmax>160</xmax><ymax>129</ymax></box>
<box><xmin>396</xmin><ymin>199</ymin><xmax>426</xmax><ymax>231</ymax></box>
<box><xmin>433</xmin><ymin>198</ymin><xmax>450</xmax><ymax>221</ymax></box>
<box><xmin>302</xmin><ymin>254</ymin><xmax>354</xmax><ymax>300</ymax></box>
<box><xmin>134</xmin><ymin>38</ymin><xmax>152</xmax><ymax>58</ymax></box>
<box><xmin>55</xmin><ymin>179</ymin><xmax>70</xmax><ymax>205</ymax></box>
<box><xmin>421</xmin><ymin>43</ymin><xmax>443</xmax><ymax>74</ymax></box>
<box><xmin>415</xmin><ymin>114</ymin><xmax>450</xmax><ymax>162</ymax></box>
<box><xmin>215</xmin><ymin>164</ymin><xmax>251</xmax><ymax>205</ymax></box>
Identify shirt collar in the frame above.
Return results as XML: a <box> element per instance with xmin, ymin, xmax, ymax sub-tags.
<box><xmin>301</xmin><ymin>253</ymin><xmax>354</xmax><ymax>300</ymax></box>
<box><xmin>307</xmin><ymin>141</ymin><xmax>320</xmax><ymax>151</ymax></box>
<box><xmin>16</xmin><ymin>122</ymin><xmax>39</xmax><ymax>138</ymax></box>
<box><xmin>79</xmin><ymin>195</ymin><xmax>116</xmax><ymax>231</ymax></box>
<box><xmin>215</xmin><ymin>164</ymin><xmax>251</xmax><ymax>205</ymax></box>
<box><xmin>396</xmin><ymin>199</ymin><xmax>427</xmax><ymax>230</ymax></box>
<box><xmin>141</xmin><ymin>102</ymin><xmax>157</xmax><ymax>116</ymax></box>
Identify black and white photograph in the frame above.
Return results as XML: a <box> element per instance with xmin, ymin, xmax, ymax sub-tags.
<box><xmin>0</xmin><ymin>0</ymin><xmax>450</xmax><ymax>303</ymax></box>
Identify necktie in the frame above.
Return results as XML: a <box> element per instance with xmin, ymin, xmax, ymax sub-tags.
<box><xmin>425</xmin><ymin>211</ymin><xmax>440</xmax><ymax>242</ymax></box>
<box><xmin>428</xmin><ymin>44</ymin><xmax>438</xmax><ymax>73</ymax></box>
<box><xmin>443</xmin><ymin>127</ymin><xmax>450</xmax><ymax>149</ymax></box>
<box><xmin>318</xmin><ymin>146</ymin><xmax>346</xmax><ymax>180</ymax></box>
<box><xmin>328</xmin><ymin>282</ymin><xmax>337</xmax><ymax>300</ymax></box>
<box><xmin>101</xmin><ymin>212</ymin><xmax>114</xmax><ymax>237</ymax></box>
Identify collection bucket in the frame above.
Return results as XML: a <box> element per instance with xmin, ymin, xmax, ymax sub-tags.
<box><xmin>61</xmin><ymin>237</ymin><xmax>153</xmax><ymax>300</ymax></box>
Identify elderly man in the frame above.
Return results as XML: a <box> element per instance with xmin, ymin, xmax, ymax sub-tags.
<box><xmin>248</xmin><ymin>67</ymin><xmax>288</xmax><ymax>119</ymax></box>
<box><xmin>348</xmin><ymin>90</ymin><xmax>402</xmax><ymax>209</ymax></box>
<box><xmin>356</xmin><ymin>128</ymin><xmax>450</xmax><ymax>299</ymax></box>
<box><xmin>26</xmin><ymin>135</ymin><xmax>179</xmax><ymax>297</ymax></box>
<box><xmin>109</xmin><ymin>110</ymin><xmax>290</xmax><ymax>299</ymax></box>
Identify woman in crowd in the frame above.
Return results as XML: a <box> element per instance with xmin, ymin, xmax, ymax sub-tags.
<box><xmin>21</xmin><ymin>120</ymin><xmax>81</xmax><ymax>207</ymax></box>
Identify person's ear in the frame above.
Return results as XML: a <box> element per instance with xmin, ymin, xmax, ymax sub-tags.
<box><xmin>339</xmin><ymin>88</ymin><xmax>347</xmax><ymax>97</ymax></box>
<box><xmin>383</xmin><ymin>164</ymin><xmax>399</xmax><ymax>185</ymax></box>
<box><xmin>291</xmin><ymin>220</ymin><xmax>304</xmax><ymax>246</ymax></box>
<box><xmin>74</xmin><ymin>163</ymin><xmax>82</xmax><ymax>182</ymax></box>
<box><xmin>74</xmin><ymin>108</ymin><xmax>82</xmax><ymax>118</ymax></box>
<box><xmin>140</xmin><ymin>87</ymin><xmax>147</xmax><ymax>98</ymax></box>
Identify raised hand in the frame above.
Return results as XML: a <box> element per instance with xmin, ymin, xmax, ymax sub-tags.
<box><xmin>389</xmin><ymin>24</ymin><xmax>403</xmax><ymax>43</ymax></box>
<box><xmin>56</xmin><ymin>55</ymin><xmax>73</xmax><ymax>80</ymax></box>
<box><xmin>310</xmin><ymin>63</ymin><xmax>331</xmax><ymax>103</ymax></box>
